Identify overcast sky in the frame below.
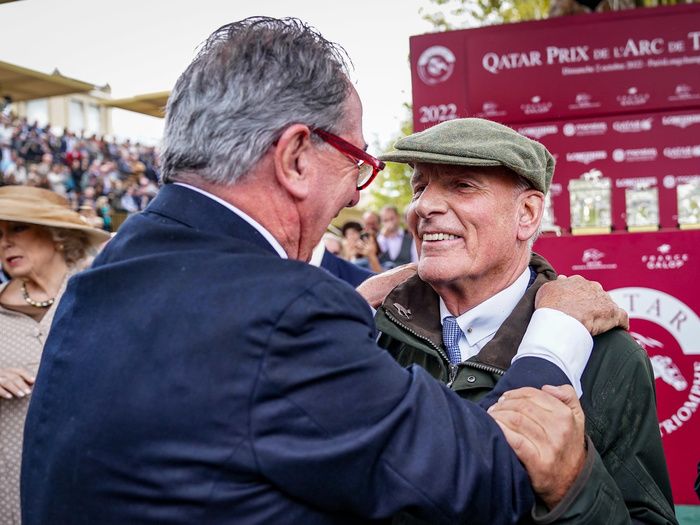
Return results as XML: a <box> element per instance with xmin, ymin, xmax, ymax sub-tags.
<box><xmin>0</xmin><ymin>0</ymin><xmax>436</xmax><ymax>149</ymax></box>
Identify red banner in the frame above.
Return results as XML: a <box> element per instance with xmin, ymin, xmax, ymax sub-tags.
<box><xmin>535</xmin><ymin>230</ymin><xmax>700</xmax><ymax>505</ymax></box>
<box><xmin>513</xmin><ymin>109</ymin><xmax>700</xmax><ymax>231</ymax></box>
<box><xmin>410</xmin><ymin>4</ymin><xmax>700</xmax><ymax>128</ymax></box>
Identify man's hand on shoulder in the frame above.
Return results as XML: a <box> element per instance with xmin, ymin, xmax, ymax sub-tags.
<box><xmin>356</xmin><ymin>263</ymin><xmax>417</xmax><ymax>308</ymax></box>
<box><xmin>488</xmin><ymin>385</ymin><xmax>586</xmax><ymax>510</ymax></box>
<box><xmin>535</xmin><ymin>275</ymin><xmax>629</xmax><ymax>335</ymax></box>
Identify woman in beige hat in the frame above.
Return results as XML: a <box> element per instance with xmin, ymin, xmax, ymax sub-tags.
<box><xmin>0</xmin><ymin>186</ymin><xmax>109</xmax><ymax>524</ymax></box>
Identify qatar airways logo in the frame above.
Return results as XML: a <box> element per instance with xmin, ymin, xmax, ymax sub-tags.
<box><xmin>612</xmin><ymin>118</ymin><xmax>653</xmax><ymax>133</ymax></box>
<box><xmin>417</xmin><ymin>46</ymin><xmax>456</xmax><ymax>85</ymax></box>
<box><xmin>663</xmin><ymin>145</ymin><xmax>700</xmax><ymax>160</ymax></box>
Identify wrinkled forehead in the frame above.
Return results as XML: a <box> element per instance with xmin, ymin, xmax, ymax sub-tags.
<box><xmin>411</xmin><ymin>162</ymin><xmax>514</xmax><ymax>184</ymax></box>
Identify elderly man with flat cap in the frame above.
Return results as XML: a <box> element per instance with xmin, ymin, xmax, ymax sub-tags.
<box><xmin>373</xmin><ymin>118</ymin><xmax>677</xmax><ymax>524</ymax></box>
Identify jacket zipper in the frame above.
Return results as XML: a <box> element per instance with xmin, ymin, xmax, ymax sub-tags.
<box><xmin>384</xmin><ymin>310</ymin><xmax>506</xmax><ymax>386</ymax></box>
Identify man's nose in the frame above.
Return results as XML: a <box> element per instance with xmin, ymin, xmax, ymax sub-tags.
<box><xmin>347</xmin><ymin>189</ymin><xmax>361</xmax><ymax>208</ymax></box>
<box><xmin>414</xmin><ymin>184</ymin><xmax>446</xmax><ymax>218</ymax></box>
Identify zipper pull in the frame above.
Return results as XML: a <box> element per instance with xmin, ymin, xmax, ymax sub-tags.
<box><xmin>447</xmin><ymin>364</ymin><xmax>459</xmax><ymax>388</ymax></box>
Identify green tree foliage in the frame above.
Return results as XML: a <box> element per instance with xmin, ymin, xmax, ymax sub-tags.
<box><xmin>420</xmin><ymin>0</ymin><xmax>550</xmax><ymax>30</ymax></box>
<box><xmin>366</xmin><ymin>105</ymin><xmax>414</xmax><ymax>214</ymax></box>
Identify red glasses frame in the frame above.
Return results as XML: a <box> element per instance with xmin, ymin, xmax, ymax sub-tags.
<box><xmin>313</xmin><ymin>128</ymin><xmax>385</xmax><ymax>190</ymax></box>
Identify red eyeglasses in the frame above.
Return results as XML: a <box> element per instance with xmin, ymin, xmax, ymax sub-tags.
<box><xmin>313</xmin><ymin>128</ymin><xmax>385</xmax><ymax>190</ymax></box>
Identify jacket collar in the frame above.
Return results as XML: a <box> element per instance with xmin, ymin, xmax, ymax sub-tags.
<box><xmin>146</xmin><ymin>183</ymin><xmax>280</xmax><ymax>257</ymax></box>
<box><xmin>380</xmin><ymin>253</ymin><xmax>557</xmax><ymax>370</ymax></box>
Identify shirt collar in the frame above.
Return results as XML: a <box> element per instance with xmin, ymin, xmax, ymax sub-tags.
<box><xmin>439</xmin><ymin>266</ymin><xmax>531</xmax><ymax>347</ymax></box>
<box><xmin>174</xmin><ymin>182</ymin><xmax>287</xmax><ymax>259</ymax></box>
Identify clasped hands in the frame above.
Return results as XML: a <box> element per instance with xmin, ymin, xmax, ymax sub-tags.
<box><xmin>488</xmin><ymin>384</ymin><xmax>586</xmax><ymax>511</ymax></box>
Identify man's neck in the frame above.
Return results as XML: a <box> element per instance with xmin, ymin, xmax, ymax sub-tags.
<box><xmin>432</xmin><ymin>253</ymin><xmax>531</xmax><ymax>316</ymax></box>
<box><xmin>174</xmin><ymin>175</ymin><xmax>296</xmax><ymax>259</ymax></box>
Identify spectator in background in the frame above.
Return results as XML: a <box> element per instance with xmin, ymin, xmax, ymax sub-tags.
<box><xmin>377</xmin><ymin>205</ymin><xmax>417</xmax><ymax>269</ymax></box>
<box><xmin>362</xmin><ymin>209</ymin><xmax>381</xmax><ymax>236</ymax></box>
<box><xmin>0</xmin><ymin>186</ymin><xmax>109</xmax><ymax>525</ymax></box>
<box><xmin>321</xmin><ymin>232</ymin><xmax>343</xmax><ymax>256</ymax></box>
<box><xmin>341</xmin><ymin>220</ymin><xmax>382</xmax><ymax>273</ymax></box>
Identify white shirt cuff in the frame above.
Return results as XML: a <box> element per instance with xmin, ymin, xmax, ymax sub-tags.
<box><xmin>512</xmin><ymin>308</ymin><xmax>593</xmax><ymax>397</ymax></box>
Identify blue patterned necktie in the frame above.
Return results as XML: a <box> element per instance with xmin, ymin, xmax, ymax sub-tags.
<box><xmin>442</xmin><ymin>316</ymin><xmax>462</xmax><ymax>364</ymax></box>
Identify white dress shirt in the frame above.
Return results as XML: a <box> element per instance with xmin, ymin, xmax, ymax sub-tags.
<box><xmin>439</xmin><ymin>267</ymin><xmax>592</xmax><ymax>397</ymax></box>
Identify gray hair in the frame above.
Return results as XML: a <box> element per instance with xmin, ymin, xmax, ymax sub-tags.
<box><xmin>161</xmin><ymin>17</ymin><xmax>353</xmax><ymax>186</ymax></box>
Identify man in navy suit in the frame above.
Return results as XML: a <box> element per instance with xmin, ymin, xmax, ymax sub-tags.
<box><xmin>22</xmin><ymin>17</ymin><xmax>627</xmax><ymax>525</ymax></box>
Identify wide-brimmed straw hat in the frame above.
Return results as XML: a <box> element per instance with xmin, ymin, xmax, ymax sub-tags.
<box><xmin>0</xmin><ymin>186</ymin><xmax>111</xmax><ymax>246</ymax></box>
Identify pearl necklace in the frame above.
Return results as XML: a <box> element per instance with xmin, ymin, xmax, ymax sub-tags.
<box><xmin>21</xmin><ymin>281</ymin><xmax>55</xmax><ymax>308</ymax></box>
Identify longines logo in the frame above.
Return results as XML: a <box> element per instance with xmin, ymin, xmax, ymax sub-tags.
<box><xmin>566</xmin><ymin>150</ymin><xmax>607</xmax><ymax>165</ymax></box>
<box><xmin>517</xmin><ymin>125</ymin><xmax>558</xmax><ymax>140</ymax></box>
<box><xmin>571</xmin><ymin>248</ymin><xmax>618</xmax><ymax>271</ymax></box>
<box><xmin>641</xmin><ymin>244</ymin><xmax>689</xmax><ymax>270</ymax></box>
<box><xmin>610</xmin><ymin>287</ymin><xmax>700</xmax><ymax>438</ymax></box>
<box><xmin>417</xmin><ymin>46</ymin><xmax>456</xmax><ymax>86</ymax></box>
<box><xmin>662</xmin><ymin>114</ymin><xmax>700</xmax><ymax>129</ymax></box>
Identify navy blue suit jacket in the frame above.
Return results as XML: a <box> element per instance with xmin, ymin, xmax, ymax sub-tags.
<box><xmin>22</xmin><ymin>184</ymin><xmax>568</xmax><ymax>524</ymax></box>
<box><xmin>320</xmin><ymin>249</ymin><xmax>374</xmax><ymax>287</ymax></box>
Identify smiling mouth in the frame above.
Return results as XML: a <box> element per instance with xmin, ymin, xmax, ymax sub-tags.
<box><xmin>5</xmin><ymin>256</ymin><xmax>22</xmax><ymax>266</ymax></box>
<box><xmin>422</xmin><ymin>233</ymin><xmax>461</xmax><ymax>241</ymax></box>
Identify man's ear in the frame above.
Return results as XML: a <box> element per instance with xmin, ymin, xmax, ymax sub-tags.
<box><xmin>273</xmin><ymin>124</ymin><xmax>314</xmax><ymax>200</ymax></box>
<box><xmin>516</xmin><ymin>190</ymin><xmax>545</xmax><ymax>241</ymax></box>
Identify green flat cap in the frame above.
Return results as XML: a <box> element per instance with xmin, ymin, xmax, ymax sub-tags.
<box><xmin>380</xmin><ymin>118</ymin><xmax>554</xmax><ymax>193</ymax></box>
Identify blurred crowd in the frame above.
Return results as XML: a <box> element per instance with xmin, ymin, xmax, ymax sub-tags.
<box><xmin>324</xmin><ymin>205</ymin><xmax>418</xmax><ymax>274</ymax></box>
<box><xmin>1</xmin><ymin>113</ymin><xmax>420</xmax><ymax>276</ymax></box>
<box><xmin>0</xmin><ymin>113</ymin><xmax>160</xmax><ymax>232</ymax></box>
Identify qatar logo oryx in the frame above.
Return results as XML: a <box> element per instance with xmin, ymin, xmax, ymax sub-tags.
<box><xmin>417</xmin><ymin>46</ymin><xmax>456</xmax><ymax>86</ymax></box>
<box><xmin>631</xmin><ymin>332</ymin><xmax>688</xmax><ymax>392</ymax></box>
<box><xmin>610</xmin><ymin>287</ymin><xmax>700</xmax><ymax>438</ymax></box>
